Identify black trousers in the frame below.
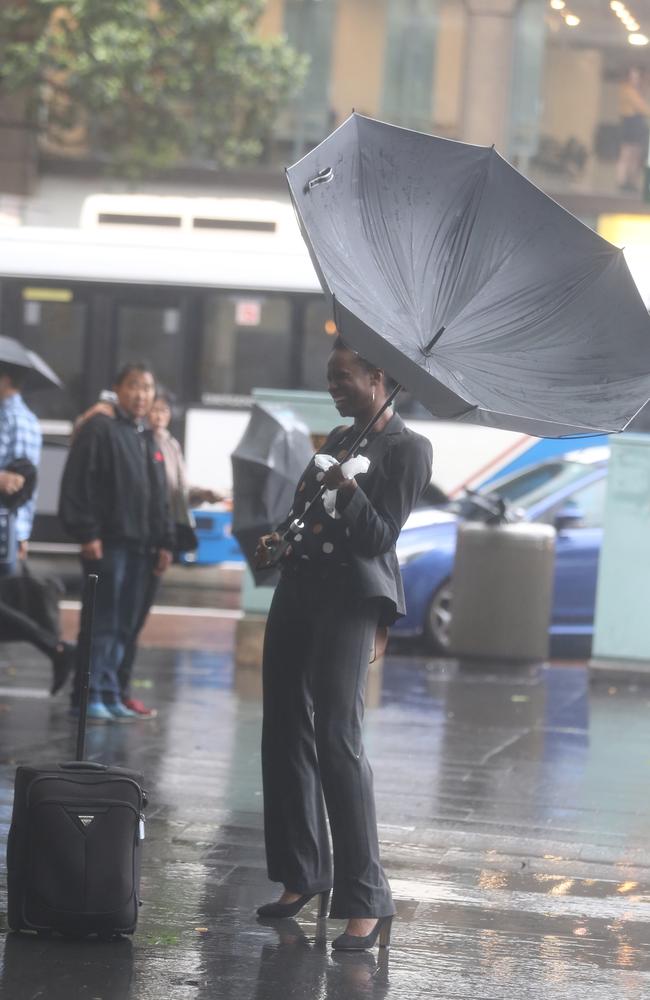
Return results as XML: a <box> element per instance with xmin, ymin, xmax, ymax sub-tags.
<box><xmin>0</xmin><ymin>600</ymin><xmax>58</xmax><ymax>661</ymax></box>
<box><xmin>261</xmin><ymin>571</ymin><xmax>395</xmax><ymax>919</ymax></box>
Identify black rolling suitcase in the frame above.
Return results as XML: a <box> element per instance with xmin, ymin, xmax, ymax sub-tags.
<box><xmin>6</xmin><ymin>574</ymin><xmax>147</xmax><ymax>939</ymax></box>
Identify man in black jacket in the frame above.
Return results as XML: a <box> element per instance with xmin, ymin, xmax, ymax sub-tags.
<box><xmin>59</xmin><ymin>363</ymin><xmax>174</xmax><ymax>722</ymax></box>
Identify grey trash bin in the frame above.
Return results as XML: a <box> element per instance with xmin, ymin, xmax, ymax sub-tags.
<box><xmin>450</xmin><ymin>522</ymin><xmax>556</xmax><ymax>661</ymax></box>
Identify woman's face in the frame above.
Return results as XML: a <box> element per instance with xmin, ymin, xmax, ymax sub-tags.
<box><xmin>149</xmin><ymin>398</ymin><xmax>172</xmax><ymax>431</ymax></box>
<box><xmin>327</xmin><ymin>347</ymin><xmax>379</xmax><ymax>416</ymax></box>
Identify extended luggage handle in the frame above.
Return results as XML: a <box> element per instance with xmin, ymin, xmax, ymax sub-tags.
<box><xmin>76</xmin><ymin>573</ymin><xmax>98</xmax><ymax>762</ymax></box>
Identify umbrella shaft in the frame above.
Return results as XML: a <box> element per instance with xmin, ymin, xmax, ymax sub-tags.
<box><xmin>274</xmin><ymin>383</ymin><xmax>402</xmax><ymax>552</ymax></box>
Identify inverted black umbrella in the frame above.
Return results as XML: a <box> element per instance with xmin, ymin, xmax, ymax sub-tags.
<box><xmin>231</xmin><ymin>402</ymin><xmax>314</xmax><ymax>584</ymax></box>
<box><xmin>286</xmin><ymin>114</ymin><xmax>650</xmax><ymax>437</ymax></box>
<box><xmin>0</xmin><ymin>335</ymin><xmax>62</xmax><ymax>389</ymax></box>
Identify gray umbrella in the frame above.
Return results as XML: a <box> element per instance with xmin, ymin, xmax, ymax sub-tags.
<box><xmin>286</xmin><ymin>114</ymin><xmax>650</xmax><ymax>437</ymax></box>
<box><xmin>0</xmin><ymin>335</ymin><xmax>62</xmax><ymax>389</ymax></box>
<box><xmin>231</xmin><ymin>402</ymin><xmax>314</xmax><ymax>585</ymax></box>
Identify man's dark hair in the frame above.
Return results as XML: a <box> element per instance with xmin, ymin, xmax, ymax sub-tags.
<box><xmin>0</xmin><ymin>363</ymin><xmax>28</xmax><ymax>389</ymax></box>
<box><xmin>113</xmin><ymin>362</ymin><xmax>155</xmax><ymax>386</ymax></box>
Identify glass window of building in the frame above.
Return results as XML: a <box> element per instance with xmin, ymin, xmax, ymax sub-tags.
<box><xmin>200</xmin><ymin>294</ymin><xmax>292</xmax><ymax>398</ymax></box>
<box><xmin>381</xmin><ymin>0</ymin><xmax>437</xmax><ymax>133</ymax></box>
<box><xmin>281</xmin><ymin>0</ymin><xmax>338</xmax><ymax>158</ymax></box>
<box><xmin>521</xmin><ymin>2</ymin><xmax>650</xmax><ymax>199</ymax></box>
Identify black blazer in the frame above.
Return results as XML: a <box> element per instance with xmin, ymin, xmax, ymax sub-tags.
<box><xmin>282</xmin><ymin>412</ymin><xmax>433</xmax><ymax>624</ymax></box>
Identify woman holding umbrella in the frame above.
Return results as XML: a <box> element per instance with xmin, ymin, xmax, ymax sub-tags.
<box><xmin>255</xmin><ymin>336</ymin><xmax>432</xmax><ymax>951</ymax></box>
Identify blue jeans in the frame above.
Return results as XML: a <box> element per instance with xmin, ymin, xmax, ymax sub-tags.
<box><xmin>78</xmin><ymin>544</ymin><xmax>155</xmax><ymax>703</ymax></box>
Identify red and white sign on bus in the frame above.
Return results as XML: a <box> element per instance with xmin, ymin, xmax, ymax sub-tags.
<box><xmin>235</xmin><ymin>299</ymin><xmax>262</xmax><ymax>327</ymax></box>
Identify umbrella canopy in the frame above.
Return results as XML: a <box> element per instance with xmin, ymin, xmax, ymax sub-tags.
<box><xmin>286</xmin><ymin>114</ymin><xmax>650</xmax><ymax>437</ymax></box>
<box><xmin>0</xmin><ymin>335</ymin><xmax>62</xmax><ymax>389</ymax></box>
<box><xmin>231</xmin><ymin>402</ymin><xmax>314</xmax><ymax>584</ymax></box>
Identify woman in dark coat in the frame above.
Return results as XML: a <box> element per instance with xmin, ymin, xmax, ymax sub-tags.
<box><xmin>255</xmin><ymin>337</ymin><xmax>432</xmax><ymax>951</ymax></box>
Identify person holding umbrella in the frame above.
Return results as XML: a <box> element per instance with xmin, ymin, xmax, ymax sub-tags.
<box><xmin>254</xmin><ymin>336</ymin><xmax>432</xmax><ymax>951</ymax></box>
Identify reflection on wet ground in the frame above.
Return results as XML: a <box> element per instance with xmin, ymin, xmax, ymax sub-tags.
<box><xmin>1</xmin><ymin>635</ymin><xmax>650</xmax><ymax>999</ymax></box>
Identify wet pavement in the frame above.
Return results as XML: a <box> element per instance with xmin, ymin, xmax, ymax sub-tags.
<box><xmin>1</xmin><ymin>623</ymin><xmax>650</xmax><ymax>999</ymax></box>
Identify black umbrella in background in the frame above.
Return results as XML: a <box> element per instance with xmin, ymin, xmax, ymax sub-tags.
<box><xmin>0</xmin><ymin>335</ymin><xmax>62</xmax><ymax>389</ymax></box>
<box><xmin>231</xmin><ymin>403</ymin><xmax>314</xmax><ymax>585</ymax></box>
<box><xmin>286</xmin><ymin>114</ymin><xmax>650</xmax><ymax>438</ymax></box>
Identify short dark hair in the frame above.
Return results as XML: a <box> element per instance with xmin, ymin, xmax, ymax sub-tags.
<box><xmin>331</xmin><ymin>335</ymin><xmax>399</xmax><ymax>392</ymax></box>
<box><xmin>153</xmin><ymin>391</ymin><xmax>175</xmax><ymax>409</ymax></box>
<box><xmin>0</xmin><ymin>363</ymin><xmax>28</xmax><ymax>389</ymax></box>
<box><xmin>331</xmin><ymin>335</ymin><xmax>378</xmax><ymax>375</ymax></box>
<box><xmin>113</xmin><ymin>362</ymin><xmax>155</xmax><ymax>386</ymax></box>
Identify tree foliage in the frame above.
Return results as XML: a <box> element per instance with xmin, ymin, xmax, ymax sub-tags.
<box><xmin>0</xmin><ymin>0</ymin><xmax>307</xmax><ymax>176</ymax></box>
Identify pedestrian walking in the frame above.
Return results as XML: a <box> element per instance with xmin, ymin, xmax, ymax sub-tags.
<box><xmin>617</xmin><ymin>66</ymin><xmax>650</xmax><ymax>194</ymax></box>
<box><xmin>254</xmin><ymin>336</ymin><xmax>432</xmax><ymax>950</ymax></box>
<box><xmin>0</xmin><ymin>363</ymin><xmax>42</xmax><ymax>574</ymax></box>
<box><xmin>58</xmin><ymin>362</ymin><xmax>174</xmax><ymax>722</ymax></box>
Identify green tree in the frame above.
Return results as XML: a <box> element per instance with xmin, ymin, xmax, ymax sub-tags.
<box><xmin>0</xmin><ymin>0</ymin><xmax>308</xmax><ymax>176</ymax></box>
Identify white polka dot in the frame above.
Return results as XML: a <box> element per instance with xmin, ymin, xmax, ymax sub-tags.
<box><xmin>360</xmin><ymin>438</ymin><xmax>368</xmax><ymax>448</ymax></box>
<box><xmin>322</xmin><ymin>542</ymin><xmax>334</xmax><ymax>554</ymax></box>
<box><xmin>345</xmin><ymin>527</ymin><xmax>351</xmax><ymax>537</ymax></box>
<box><xmin>316</xmin><ymin>471</ymin><xmax>325</xmax><ymax>482</ymax></box>
<box><xmin>294</xmin><ymin>534</ymin><xmax>303</xmax><ymax>542</ymax></box>
<box><xmin>301</xmin><ymin>555</ymin><xmax>310</xmax><ymax>560</ymax></box>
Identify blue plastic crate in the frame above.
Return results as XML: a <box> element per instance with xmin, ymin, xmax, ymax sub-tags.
<box><xmin>180</xmin><ymin>509</ymin><xmax>244</xmax><ymax>565</ymax></box>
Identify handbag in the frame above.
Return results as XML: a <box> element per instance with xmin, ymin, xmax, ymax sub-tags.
<box><xmin>0</xmin><ymin>563</ymin><xmax>63</xmax><ymax>640</ymax></box>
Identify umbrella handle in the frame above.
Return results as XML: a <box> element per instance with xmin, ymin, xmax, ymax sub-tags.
<box><xmin>305</xmin><ymin>167</ymin><xmax>334</xmax><ymax>193</ymax></box>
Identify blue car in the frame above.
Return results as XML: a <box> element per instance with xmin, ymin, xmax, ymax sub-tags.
<box><xmin>394</xmin><ymin>448</ymin><xmax>610</xmax><ymax>653</ymax></box>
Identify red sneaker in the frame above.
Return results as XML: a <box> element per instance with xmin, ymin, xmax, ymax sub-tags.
<box><xmin>122</xmin><ymin>697</ymin><xmax>158</xmax><ymax>719</ymax></box>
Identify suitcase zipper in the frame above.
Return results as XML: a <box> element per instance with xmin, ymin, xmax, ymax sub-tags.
<box><xmin>25</xmin><ymin>774</ymin><xmax>145</xmax><ymax>811</ymax></box>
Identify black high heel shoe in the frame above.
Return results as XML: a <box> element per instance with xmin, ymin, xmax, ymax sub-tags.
<box><xmin>256</xmin><ymin>890</ymin><xmax>330</xmax><ymax>919</ymax></box>
<box><xmin>331</xmin><ymin>915</ymin><xmax>393</xmax><ymax>951</ymax></box>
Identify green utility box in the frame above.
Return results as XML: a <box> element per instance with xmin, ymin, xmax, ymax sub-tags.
<box><xmin>591</xmin><ymin>433</ymin><xmax>650</xmax><ymax>675</ymax></box>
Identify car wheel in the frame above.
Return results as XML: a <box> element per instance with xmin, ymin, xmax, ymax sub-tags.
<box><xmin>423</xmin><ymin>579</ymin><xmax>453</xmax><ymax>654</ymax></box>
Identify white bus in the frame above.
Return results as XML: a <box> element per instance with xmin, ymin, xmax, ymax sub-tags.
<box><xmin>0</xmin><ymin>197</ymin><xmax>536</xmax><ymax>549</ymax></box>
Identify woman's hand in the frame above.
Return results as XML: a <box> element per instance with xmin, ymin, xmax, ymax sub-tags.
<box><xmin>322</xmin><ymin>463</ymin><xmax>357</xmax><ymax>493</ymax></box>
<box><xmin>255</xmin><ymin>532</ymin><xmax>281</xmax><ymax>568</ymax></box>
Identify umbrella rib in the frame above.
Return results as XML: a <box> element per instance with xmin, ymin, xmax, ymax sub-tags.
<box><xmin>423</xmin><ymin>326</ymin><xmax>446</xmax><ymax>354</ymax></box>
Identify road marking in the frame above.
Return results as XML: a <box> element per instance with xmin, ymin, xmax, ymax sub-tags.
<box><xmin>0</xmin><ymin>687</ymin><xmax>49</xmax><ymax>699</ymax></box>
<box><xmin>60</xmin><ymin>601</ymin><xmax>243</xmax><ymax>620</ymax></box>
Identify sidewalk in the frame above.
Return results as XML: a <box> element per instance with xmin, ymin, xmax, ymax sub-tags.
<box><xmin>1</xmin><ymin>639</ymin><xmax>650</xmax><ymax>998</ymax></box>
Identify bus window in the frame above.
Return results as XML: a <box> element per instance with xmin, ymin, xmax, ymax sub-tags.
<box><xmin>302</xmin><ymin>297</ymin><xmax>336</xmax><ymax>391</ymax></box>
<box><xmin>200</xmin><ymin>294</ymin><xmax>292</xmax><ymax>397</ymax></box>
<box><xmin>116</xmin><ymin>303</ymin><xmax>183</xmax><ymax>397</ymax></box>
<box><xmin>18</xmin><ymin>290</ymin><xmax>87</xmax><ymax>421</ymax></box>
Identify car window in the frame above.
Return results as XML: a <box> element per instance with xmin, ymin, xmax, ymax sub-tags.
<box><xmin>487</xmin><ymin>462</ymin><xmax>604</xmax><ymax>511</ymax></box>
<box><xmin>537</xmin><ymin>476</ymin><xmax>607</xmax><ymax>529</ymax></box>
<box><xmin>489</xmin><ymin>463</ymin><xmax>566</xmax><ymax>502</ymax></box>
